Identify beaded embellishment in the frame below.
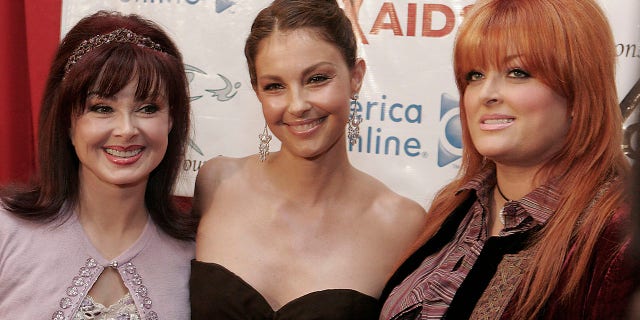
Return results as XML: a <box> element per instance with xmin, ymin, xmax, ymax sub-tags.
<box><xmin>119</xmin><ymin>262</ymin><xmax>158</xmax><ymax>320</ymax></box>
<box><xmin>52</xmin><ymin>258</ymin><xmax>101</xmax><ymax>320</ymax></box>
<box><xmin>64</xmin><ymin>28</ymin><xmax>162</xmax><ymax>74</ymax></box>
<box><xmin>52</xmin><ymin>259</ymin><xmax>158</xmax><ymax>320</ymax></box>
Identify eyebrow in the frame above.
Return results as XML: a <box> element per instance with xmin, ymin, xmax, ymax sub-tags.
<box><xmin>86</xmin><ymin>91</ymin><xmax>166</xmax><ymax>103</ymax></box>
<box><xmin>257</xmin><ymin>61</ymin><xmax>337</xmax><ymax>82</ymax></box>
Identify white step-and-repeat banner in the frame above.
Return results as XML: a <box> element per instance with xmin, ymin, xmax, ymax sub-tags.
<box><xmin>61</xmin><ymin>0</ymin><xmax>640</xmax><ymax>207</ymax></box>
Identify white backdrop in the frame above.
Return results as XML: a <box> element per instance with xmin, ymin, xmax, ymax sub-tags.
<box><xmin>61</xmin><ymin>0</ymin><xmax>640</xmax><ymax>208</ymax></box>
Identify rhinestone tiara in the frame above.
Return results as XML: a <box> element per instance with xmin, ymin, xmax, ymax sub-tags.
<box><xmin>64</xmin><ymin>28</ymin><xmax>163</xmax><ymax>75</ymax></box>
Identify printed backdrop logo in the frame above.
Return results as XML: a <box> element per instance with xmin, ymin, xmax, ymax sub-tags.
<box><xmin>347</xmin><ymin>94</ymin><xmax>426</xmax><ymax>158</ymax></box>
<box><xmin>622</xmin><ymin>79</ymin><xmax>640</xmax><ymax>161</ymax></box>
<box><xmin>185</xmin><ymin>64</ymin><xmax>207</xmax><ymax>102</ymax></box>
<box><xmin>341</xmin><ymin>1</ymin><xmax>473</xmax><ymax>44</ymax></box>
<box><xmin>215</xmin><ymin>0</ymin><xmax>235</xmax><ymax>13</ymax></box>
<box><xmin>185</xmin><ymin>64</ymin><xmax>242</xmax><ymax>102</ymax></box>
<box><xmin>341</xmin><ymin>0</ymin><xmax>368</xmax><ymax>44</ymax></box>
<box><xmin>119</xmin><ymin>0</ymin><xmax>235</xmax><ymax>12</ymax></box>
<box><xmin>184</xmin><ymin>63</ymin><xmax>243</xmax><ymax>156</ymax></box>
<box><xmin>438</xmin><ymin>93</ymin><xmax>462</xmax><ymax>167</ymax></box>
<box><xmin>205</xmin><ymin>74</ymin><xmax>241</xmax><ymax>101</ymax></box>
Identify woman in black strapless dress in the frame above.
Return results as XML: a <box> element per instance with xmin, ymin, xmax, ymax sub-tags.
<box><xmin>189</xmin><ymin>0</ymin><xmax>427</xmax><ymax>319</ymax></box>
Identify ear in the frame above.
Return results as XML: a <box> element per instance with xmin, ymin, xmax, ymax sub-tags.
<box><xmin>350</xmin><ymin>58</ymin><xmax>366</xmax><ymax>94</ymax></box>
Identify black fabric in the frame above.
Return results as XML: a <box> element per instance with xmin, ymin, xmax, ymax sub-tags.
<box><xmin>379</xmin><ymin>193</ymin><xmax>477</xmax><ymax>303</ymax></box>
<box><xmin>442</xmin><ymin>227</ymin><xmax>539</xmax><ymax>319</ymax></box>
<box><xmin>379</xmin><ymin>191</ymin><xmax>541</xmax><ymax>319</ymax></box>
<box><xmin>190</xmin><ymin>260</ymin><xmax>381</xmax><ymax>320</ymax></box>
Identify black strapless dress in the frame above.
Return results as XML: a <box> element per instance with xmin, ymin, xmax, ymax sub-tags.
<box><xmin>190</xmin><ymin>260</ymin><xmax>381</xmax><ymax>319</ymax></box>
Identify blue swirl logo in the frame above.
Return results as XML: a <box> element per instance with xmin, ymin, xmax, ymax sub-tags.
<box><xmin>438</xmin><ymin>93</ymin><xmax>462</xmax><ymax>167</ymax></box>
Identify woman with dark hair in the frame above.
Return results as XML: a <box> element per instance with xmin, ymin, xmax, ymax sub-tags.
<box><xmin>189</xmin><ymin>0</ymin><xmax>426</xmax><ymax>318</ymax></box>
<box><xmin>0</xmin><ymin>11</ymin><xmax>195</xmax><ymax>319</ymax></box>
<box><xmin>380</xmin><ymin>0</ymin><xmax>637</xmax><ymax>319</ymax></box>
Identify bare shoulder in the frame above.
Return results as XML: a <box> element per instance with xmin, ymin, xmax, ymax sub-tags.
<box><xmin>355</xmin><ymin>171</ymin><xmax>427</xmax><ymax>240</ymax></box>
<box><xmin>375</xmin><ymin>186</ymin><xmax>427</xmax><ymax>234</ymax></box>
<box><xmin>196</xmin><ymin>156</ymin><xmax>244</xmax><ymax>182</ymax></box>
<box><xmin>193</xmin><ymin>155</ymin><xmax>252</xmax><ymax>216</ymax></box>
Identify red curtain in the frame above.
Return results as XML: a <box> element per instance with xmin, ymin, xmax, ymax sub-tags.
<box><xmin>0</xmin><ymin>0</ymin><xmax>62</xmax><ymax>185</ymax></box>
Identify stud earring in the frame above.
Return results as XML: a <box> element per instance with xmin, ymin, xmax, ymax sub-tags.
<box><xmin>258</xmin><ymin>123</ymin><xmax>272</xmax><ymax>162</ymax></box>
<box><xmin>348</xmin><ymin>93</ymin><xmax>362</xmax><ymax>146</ymax></box>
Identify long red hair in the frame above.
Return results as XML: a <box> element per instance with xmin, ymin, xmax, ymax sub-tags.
<box><xmin>415</xmin><ymin>0</ymin><xmax>629</xmax><ymax>318</ymax></box>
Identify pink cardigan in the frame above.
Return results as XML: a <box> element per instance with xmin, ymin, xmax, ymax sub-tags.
<box><xmin>0</xmin><ymin>208</ymin><xmax>194</xmax><ymax>319</ymax></box>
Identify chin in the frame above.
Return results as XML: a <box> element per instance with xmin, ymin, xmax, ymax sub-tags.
<box><xmin>478</xmin><ymin>151</ymin><xmax>510</xmax><ymax>165</ymax></box>
<box><xmin>107</xmin><ymin>174</ymin><xmax>149</xmax><ymax>188</ymax></box>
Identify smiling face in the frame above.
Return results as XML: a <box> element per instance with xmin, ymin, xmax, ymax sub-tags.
<box><xmin>253</xmin><ymin>28</ymin><xmax>364</xmax><ymax>159</ymax></box>
<box><xmin>70</xmin><ymin>78</ymin><xmax>173</xmax><ymax>189</ymax></box>
<box><xmin>463</xmin><ymin>55</ymin><xmax>569</xmax><ymax>170</ymax></box>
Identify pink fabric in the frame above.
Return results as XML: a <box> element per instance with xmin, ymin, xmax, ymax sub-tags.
<box><xmin>0</xmin><ymin>208</ymin><xmax>194</xmax><ymax>319</ymax></box>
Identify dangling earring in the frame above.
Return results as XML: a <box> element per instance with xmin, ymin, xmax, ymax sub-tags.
<box><xmin>258</xmin><ymin>123</ymin><xmax>272</xmax><ymax>162</ymax></box>
<box><xmin>348</xmin><ymin>93</ymin><xmax>362</xmax><ymax>146</ymax></box>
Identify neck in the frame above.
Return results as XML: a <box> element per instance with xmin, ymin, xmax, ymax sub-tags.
<box><xmin>495</xmin><ymin>183</ymin><xmax>510</xmax><ymax>202</ymax></box>
<box><xmin>489</xmin><ymin>163</ymin><xmax>545</xmax><ymax>236</ymax></box>
<box><xmin>494</xmin><ymin>163</ymin><xmax>543</xmax><ymax>201</ymax></box>
<box><xmin>266</xmin><ymin>146</ymin><xmax>353</xmax><ymax>205</ymax></box>
<box><xmin>489</xmin><ymin>184</ymin><xmax>511</xmax><ymax>236</ymax></box>
<box><xmin>76</xmin><ymin>177</ymin><xmax>149</xmax><ymax>260</ymax></box>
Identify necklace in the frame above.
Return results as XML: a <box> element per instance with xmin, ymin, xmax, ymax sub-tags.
<box><xmin>496</xmin><ymin>183</ymin><xmax>510</xmax><ymax>202</ymax></box>
<box><xmin>495</xmin><ymin>183</ymin><xmax>510</xmax><ymax>225</ymax></box>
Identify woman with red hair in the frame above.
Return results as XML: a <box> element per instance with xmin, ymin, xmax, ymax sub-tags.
<box><xmin>380</xmin><ymin>0</ymin><xmax>637</xmax><ymax>319</ymax></box>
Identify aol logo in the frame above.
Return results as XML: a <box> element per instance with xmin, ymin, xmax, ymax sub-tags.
<box><xmin>438</xmin><ymin>93</ymin><xmax>462</xmax><ymax>167</ymax></box>
<box><xmin>215</xmin><ymin>0</ymin><xmax>235</xmax><ymax>13</ymax></box>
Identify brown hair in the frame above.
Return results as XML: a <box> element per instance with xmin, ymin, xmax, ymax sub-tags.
<box><xmin>244</xmin><ymin>0</ymin><xmax>357</xmax><ymax>87</ymax></box>
<box><xmin>419</xmin><ymin>0</ymin><xmax>629</xmax><ymax>317</ymax></box>
<box><xmin>1</xmin><ymin>11</ymin><xmax>195</xmax><ymax>240</ymax></box>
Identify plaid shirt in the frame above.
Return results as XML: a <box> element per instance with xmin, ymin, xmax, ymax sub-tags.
<box><xmin>380</xmin><ymin>168</ymin><xmax>560</xmax><ymax>320</ymax></box>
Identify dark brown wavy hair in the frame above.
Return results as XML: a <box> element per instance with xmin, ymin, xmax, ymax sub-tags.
<box><xmin>244</xmin><ymin>0</ymin><xmax>357</xmax><ymax>88</ymax></box>
<box><xmin>0</xmin><ymin>11</ymin><xmax>195</xmax><ymax>240</ymax></box>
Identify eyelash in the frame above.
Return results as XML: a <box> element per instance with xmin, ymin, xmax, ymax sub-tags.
<box><xmin>261</xmin><ymin>73</ymin><xmax>334</xmax><ymax>92</ymax></box>
<box><xmin>308</xmin><ymin>74</ymin><xmax>332</xmax><ymax>84</ymax></box>
<box><xmin>465</xmin><ymin>68</ymin><xmax>531</xmax><ymax>82</ymax></box>
<box><xmin>137</xmin><ymin>104</ymin><xmax>160</xmax><ymax>114</ymax></box>
<box><xmin>507</xmin><ymin>68</ymin><xmax>530</xmax><ymax>78</ymax></box>
<box><xmin>88</xmin><ymin>104</ymin><xmax>112</xmax><ymax>114</ymax></box>
<box><xmin>262</xmin><ymin>83</ymin><xmax>283</xmax><ymax>91</ymax></box>
<box><xmin>466</xmin><ymin>71</ymin><xmax>483</xmax><ymax>82</ymax></box>
<box><xmin>86</xmin><ymin>103</ymin><xmax>161</xmax><ymax>115</ymax></box>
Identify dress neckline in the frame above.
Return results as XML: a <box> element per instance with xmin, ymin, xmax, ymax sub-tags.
<box><xmin>192</xmin><ymin>259</ymin><xmax>378</xmax><ymax>312</ymax></box>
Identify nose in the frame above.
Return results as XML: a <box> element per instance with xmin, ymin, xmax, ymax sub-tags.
<box><xmin>113</xmin><ymin>113</ymin><xmax>138</xmax><ymax>138</ymax></box>
<box><xmin>478</xmin><ymin>74</ymin><xmax>502</xmax><ymax>106</ymax></box>
<box><xmin>286</xmin><ymin>87</ymin><xmax>312</xmax><ymax>117</ymax></box>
